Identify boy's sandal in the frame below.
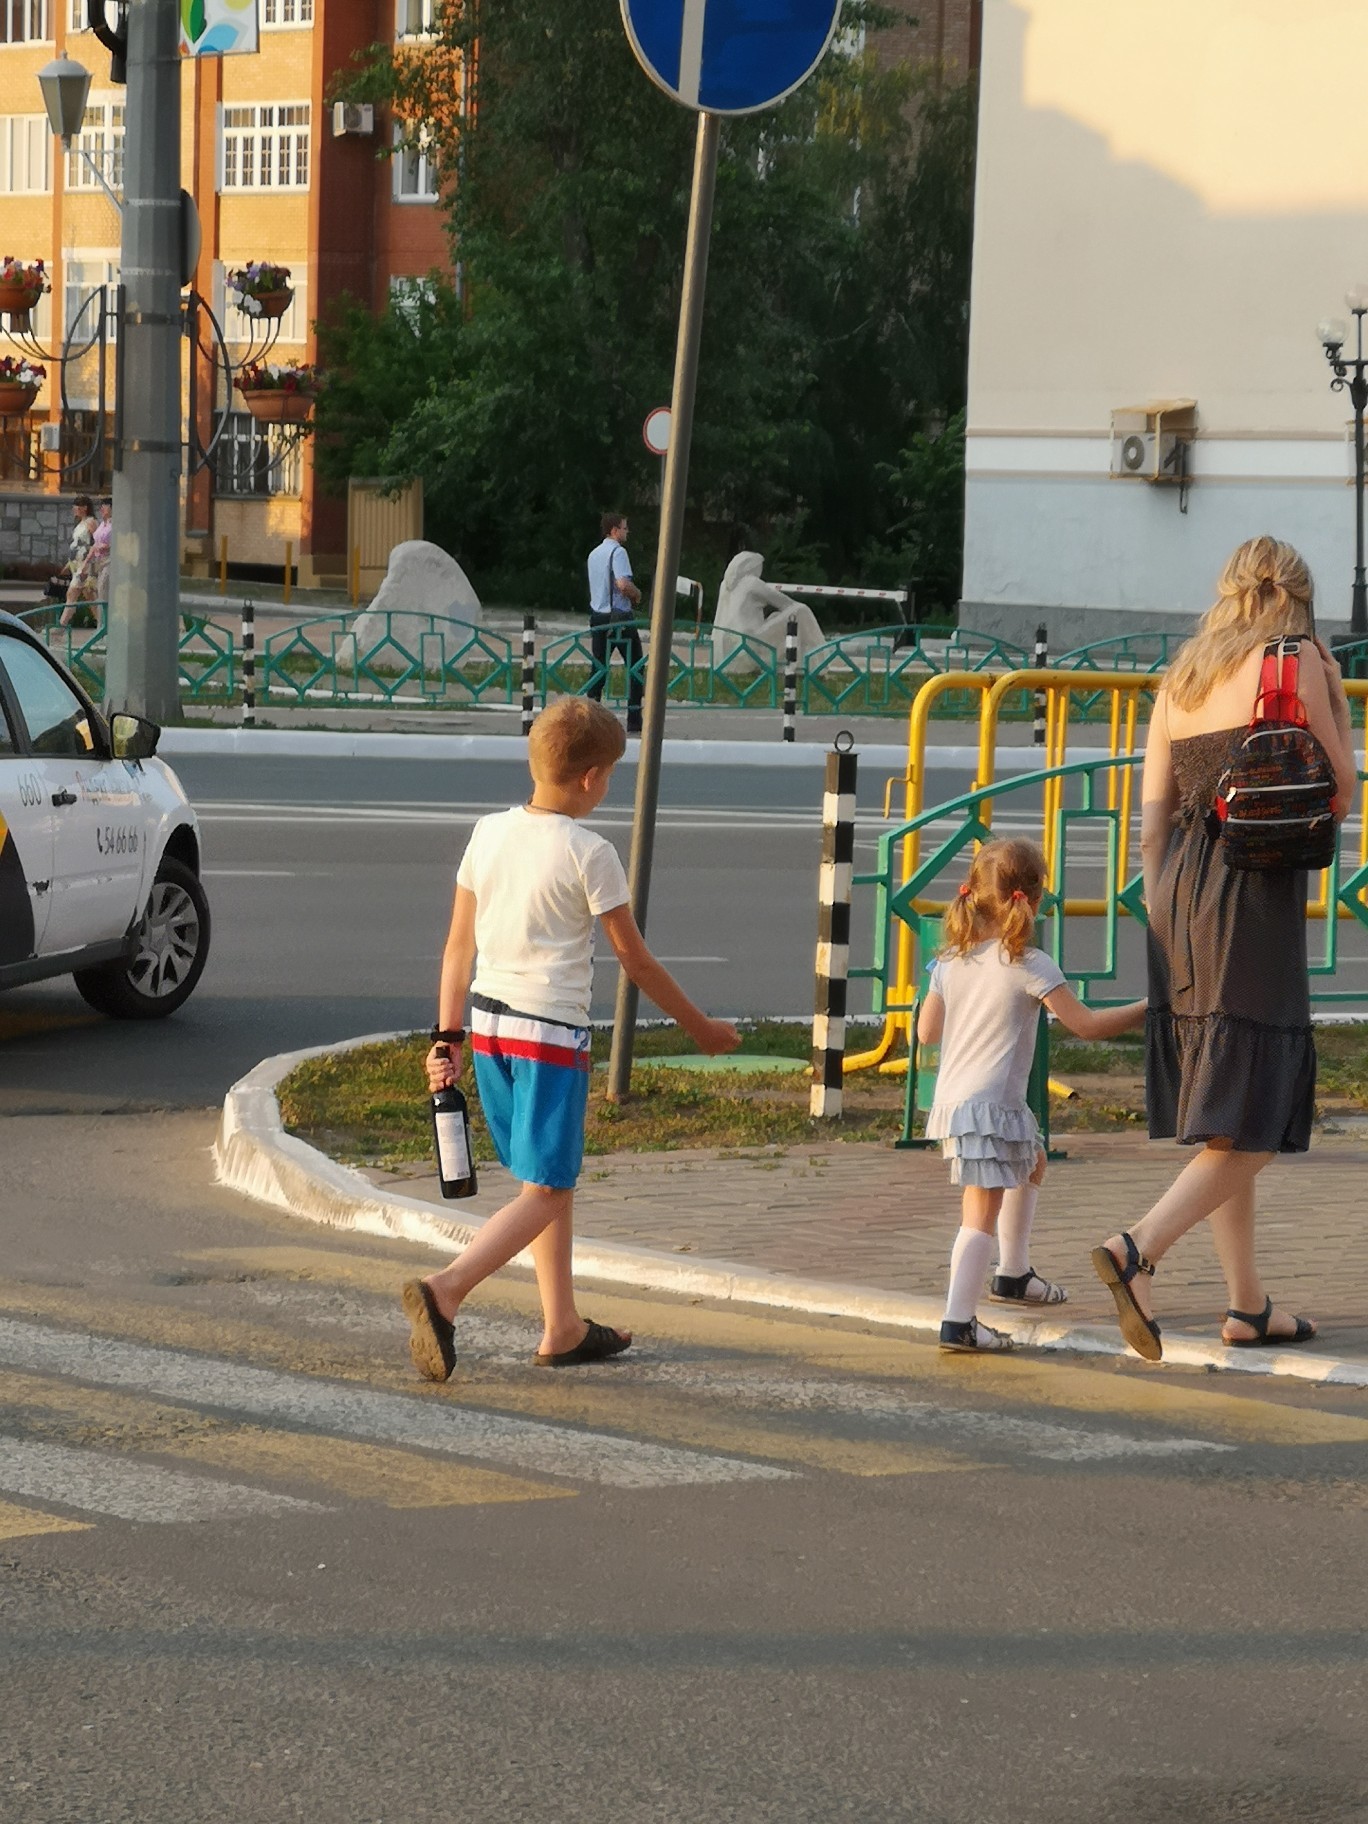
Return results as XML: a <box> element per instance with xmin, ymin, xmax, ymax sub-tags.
<box><xmin>401</xmin><ymin>1278</ymin><xmax>456</xmax><ymax>1383</ymax></box>
<box><xmin>534</xmin><ymin>1319</ymin><xmax>632</xmax><ymax>1368</ymax></box>
<box><xmin>1222</xmin><ymin>1296</ymin><xmax>1317</xmax><ymax>1348</ymax></box>
<box><xmin>989</xmin><ymin>1269</ymin><xmax>1068</xmax><ymax>1307</ymax></box>
<box><xmin>938</xmin><ymin>1317</ymin><xmax>1013</xmax><ymax>1354</ymax></box>
<box><xmin>1089</xmin><ymin>1232</ymin><xmax>1163</xmax><ymax>1362</ymax></box>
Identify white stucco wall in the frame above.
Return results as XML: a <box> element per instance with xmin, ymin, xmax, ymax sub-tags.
<box><xmin>965</xmin><ymin>0</ymin><xmax>1368</xmax><ymax>641</ymax></box>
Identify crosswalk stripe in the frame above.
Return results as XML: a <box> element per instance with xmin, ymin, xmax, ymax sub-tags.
<box><xmin>0</xmin><ymin>1320</ymin><xmax>792</xmax><ymax>1491</ymax></box>
<box><xmin>0</xmin><ymin>1371</ymin><xmax>573</xmax><ymax>1511</ymax></box>
<box><xmin>0</xmin><ymin>1438</ymin><xmax>325</xmax><ymax>1525</ymax></box>
<box><xmin>0</xmin><ymin>1496</ymin><xmax>91</xmax><ymax>1542</ymax></box>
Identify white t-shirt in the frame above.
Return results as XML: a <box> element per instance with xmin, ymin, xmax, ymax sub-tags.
<box><xmin>587</xmin><ymin>536</ymin><xmax>632</xmax><ymax>615</ymax></box>
<box><xmin>456</xmin><ymin>806</ymin><xmax>630</xmax><ymax>1026</ymax></box>
<box><xmin>927</xmin><ymin>941</ymin><xmax>1066</xmax><ymax>1113</ymax></box>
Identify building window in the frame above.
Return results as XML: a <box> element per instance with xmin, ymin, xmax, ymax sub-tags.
<box><xmin>0</xmin><ymin>0</ymin><xmax>49</xmax><ymax>44</ymax></box>
<box><xmin>68</xmin><ymin>0</ymin><xmax>86</xmax><ymax>30</ymax></box>
<box><xmin>261</xmin><ymin>0</ymin><xmax>312</xmax><ymax>27</ymax></box>
<box><xmin>392</xmin><ymin>124</ymin><xmax>437</xmax><ymax>202</ymax></box>
<box><xmin>395</xmin><ymin>0</ymin><xmax>435</xmax><ymax>40</ymax></box>
<box><xmin>389</xmin><ymin>274</ymin><xmax>437</xmax><ymax>321</ymax></box>
<box><xmin>65</xmin><ymin>96</ymin><xmax>123</xmax><ymax>193</ymax></box>
<box><xmin>214</xmin><ymin>410</ymin><xmax>301</xmax><ymax>498</ymax></box>
<box><xmin>0</xmin><ymin>115</ymin><xmax>49</xmax><ymax>192</ymax></box>
<box><xmin>221</xmin><ymin>104</ymin><xmax>311</xmax><ymax>192</ymax></box>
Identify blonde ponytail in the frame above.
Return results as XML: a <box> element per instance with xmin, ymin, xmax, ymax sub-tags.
<box><xmin>1167</xmin><ymin>537</ymin><xmax>1314</xmax><ymax>711</ymax></box>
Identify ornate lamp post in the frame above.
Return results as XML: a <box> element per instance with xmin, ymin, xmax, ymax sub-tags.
<box><xmin>1319</xmin><ymin>287</ymin><xmax>1368</xmax><ymax>640</ymax></box>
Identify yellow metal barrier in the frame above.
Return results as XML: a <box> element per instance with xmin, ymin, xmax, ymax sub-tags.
<box><xmin>845</xmin><ymin>668</ymin><xmax>1368</xmax><ymax>1078</ymax></box>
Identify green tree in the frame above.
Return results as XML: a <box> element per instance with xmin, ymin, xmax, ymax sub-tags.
<box><xmin>320</xmin><ymin>3</ymin><xmax>975</xmax><ymax>610</ymax></box>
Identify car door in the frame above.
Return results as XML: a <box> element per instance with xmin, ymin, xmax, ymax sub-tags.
<box><xmin>0</xmin><ymin>671</ymin><xmax>50</xmax><ymax>963</ymax></box>
<box><xmin>0</xmin><ymin>634</ymin><xmax>143</xmax><ymax>956</ymax></box>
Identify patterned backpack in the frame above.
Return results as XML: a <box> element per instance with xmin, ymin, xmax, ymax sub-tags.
<box><xmin>1208</xmin><ymin>638</ymin><xmax>1338</xmax><ymax>872</ymax></box>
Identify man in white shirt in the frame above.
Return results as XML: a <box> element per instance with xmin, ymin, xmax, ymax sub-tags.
<box><xmin>586</xmin><ymin>511</ymin><xmax>644</xmax><ymax>735</ymax></box>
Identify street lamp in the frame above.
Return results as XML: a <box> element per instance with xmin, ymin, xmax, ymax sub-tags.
<box><xmin>36</xmin><ymin>55</ymin><xmax>91</xmax><ymax>147</ymax></box>
<box><xmin>1320</xmin><ymin>289</ymin><xmax>1368</xmax><ymax>639</ymax></box>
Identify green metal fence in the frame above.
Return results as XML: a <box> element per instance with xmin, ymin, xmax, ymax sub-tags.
<box><xmin>853</xmin><ymin>752</ymin><xmax>1368</xmax><ymax>1145</ymax></box>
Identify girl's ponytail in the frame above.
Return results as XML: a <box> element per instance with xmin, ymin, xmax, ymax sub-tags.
<box><xmin>940</xmin><ymin>841</ymin><xmax>1048</xmax><ymax>961</ymax></box>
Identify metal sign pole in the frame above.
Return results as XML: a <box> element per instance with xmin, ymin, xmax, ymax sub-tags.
<box><xmin>606</xmin><ymin>109</ymin><xmax>721</xmax><ymax>1102</ymax></box>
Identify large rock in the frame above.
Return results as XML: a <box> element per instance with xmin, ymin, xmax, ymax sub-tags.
<box><xmin>710</xmin><ymin>551</ymin><xmax>825</xmax><ymax>663</ymax></box>
<box><xmin>352</xmin><ymin>540</ymin><xmax>482</xmax><ymax>652</ymax></box>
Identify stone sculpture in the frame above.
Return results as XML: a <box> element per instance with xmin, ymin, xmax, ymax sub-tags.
<box><xmin>710</xmin><ymin>551</ymin><xmax>825</xmax><ymax>663</ymax></box>
<box><xmin>351</xmin><ymin>539</ymin><xmax>482</xmax><ymax>652</ymax></box>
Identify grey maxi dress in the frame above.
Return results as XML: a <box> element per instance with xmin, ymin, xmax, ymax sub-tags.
<box><xmin>1145</xmin><ymin>729</ymin><xmax>1316</xmax><ymax>1153</ymax></box>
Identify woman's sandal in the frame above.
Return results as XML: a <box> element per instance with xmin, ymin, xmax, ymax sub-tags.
<box><xmin>1089</xmin><ymin>1232</ymin><xmax>1163</xmax><ymax>1362</ymax></box>
<box><xmin>1222</xmin><ymin>1296</ymin><xmax>1317</xmax><ymax>1349</ymax></box>
<box><xmin>401</xmin><ymin>1278</ymin><xmax>456</xmax><ymax>1383</ymax></box>
<box><xmin>989</xmin><ymin>1269</ymin><xmax>1068</xmax><ymax>1307</ymax></box>
<box><xmin>939</xmin><ymin>1317</ymin><xmax>1014</xmax><ymax>1354</ymax></box>
<box><xmin>534</xmin><ymin>1319</ymin><xmax>633</xmax><ymax>1368</ymax></box>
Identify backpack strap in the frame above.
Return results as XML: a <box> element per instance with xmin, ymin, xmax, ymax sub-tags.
<box><xmin>1252</xmin><ymin>638</ymin><xmax>1307</xmax><ymax>727</ymax></box>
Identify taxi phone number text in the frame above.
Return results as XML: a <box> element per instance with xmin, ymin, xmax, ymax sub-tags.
<box><xmin>96</xmin><ymin>825</ymin><xmax>140</xmax><ymax>856</ymax></box>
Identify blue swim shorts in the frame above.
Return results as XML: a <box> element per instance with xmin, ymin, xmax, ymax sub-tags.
<box><xmin>469</xmin><ymin>994</ymin><xmax>592</xmax><ymax>1190</ymax></box>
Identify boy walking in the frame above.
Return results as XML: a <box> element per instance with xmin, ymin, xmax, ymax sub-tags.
<box><xmin>402</xmin><ymin>697</ymin><xmax>739</xmax><ymax>1380</ymax></box>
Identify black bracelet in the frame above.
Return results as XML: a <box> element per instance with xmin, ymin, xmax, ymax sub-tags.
<box><xmin>430</xmin><ymin>1026</ymin><xmax>466</xmax><ymax>1044</ymax></box>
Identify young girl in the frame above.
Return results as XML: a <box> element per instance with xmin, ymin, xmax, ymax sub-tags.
<box><xmin>917</xmin><ymin>839</ymin><xmax>1146</xmax><ymax>1353</ymax></box>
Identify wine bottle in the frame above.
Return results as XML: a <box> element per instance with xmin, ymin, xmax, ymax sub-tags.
<box><xmin>430</xmin><ymin>1047</ymin><xmax>478</xmax><ymax>1199</ymax></box>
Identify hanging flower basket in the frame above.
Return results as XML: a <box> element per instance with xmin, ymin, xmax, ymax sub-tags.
<box><xmin>0</xmin><ymin>258</ymin><xmax>49</xmax><ymax>320</ymax></box>
<box><xmin>0</xmin><ymin>356</ymin><xmax>45</xmax><ymax>416</ymax></box>
<box><xmin>237</xmin><ymin>360</ymin><xmax>319</xmax><ymax>425</ymax></box>
<box><xmin>248</xmin><ymin>288</ymin><xmax>293</xmax><ymax>320</ymax></box>
<box><xmin>241</xmin><ymin>388</ymin><xmax>314</xmax><ymax>424</ymax></box>
<box><xmin>227</xmin><ymin>263</ymin><xmax>294</xmax><ymax>320</ymax></box>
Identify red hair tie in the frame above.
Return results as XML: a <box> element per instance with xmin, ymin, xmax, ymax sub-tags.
<box><xmin>958</xmin><ymin>883</ymin><xmax>971</xmax><ymax>898</ymax></box>
<box><xmin>1011</xmin><ymin>889</ymin><xmax>1026</xmax><ymax>902</ymax></box>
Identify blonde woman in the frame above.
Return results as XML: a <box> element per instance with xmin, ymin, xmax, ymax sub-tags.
<box><xmin>1092</xmin><ymin>538</ymin><xmax>1357</xmax><ymax>1359</ymax></box>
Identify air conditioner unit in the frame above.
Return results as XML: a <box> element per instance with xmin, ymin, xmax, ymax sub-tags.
<box><xmin>1109</xmin><ymin>400</ymin><xmax>1196</xmax><ymax>483</ymax></box>
<box><xmin>332</xmin><ymin>102</ymin><xmax>375</xmax><ymax>138</ymax></box>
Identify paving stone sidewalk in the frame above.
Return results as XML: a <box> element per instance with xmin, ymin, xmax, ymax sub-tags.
<box><xmin>366</xmin><ymin>1128</ymin><xmax>1368</xmax><ymax>1362</ymax></box>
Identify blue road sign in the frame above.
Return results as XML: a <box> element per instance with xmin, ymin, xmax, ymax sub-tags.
<box><xmin>621</xmin><ymin>0</ymin><xmax>842</xmax><ymax>116</ymax></box>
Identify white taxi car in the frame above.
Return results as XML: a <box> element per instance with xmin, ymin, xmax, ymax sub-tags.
<box><xmin>0</xmin><ymin>611</ymin><xmax>210</xmax><ymax>1018</ymax></box>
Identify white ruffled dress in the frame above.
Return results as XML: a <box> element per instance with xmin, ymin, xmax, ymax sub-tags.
<box><xmin>925</xmin><ymin>941</ymin><xmax>1066</xmax><ymax>1190</ymax></box>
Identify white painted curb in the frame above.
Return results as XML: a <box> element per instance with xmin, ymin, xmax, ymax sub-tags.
<box><xmin>213</xmin><ymin>1037</ymin><xmax>1368</xmax><ymax>1387</ymax></box>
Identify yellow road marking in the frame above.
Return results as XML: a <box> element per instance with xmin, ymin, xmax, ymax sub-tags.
<box><xmin>0</xmin><ymin>1008</ymin><xmax>102</xmax><ymax>1043</ymax></box>
<box><xmin>0</xmin><ymin>1497</ymin><xmax>91</xmax><ymax>1542</ymax></box>
<box><xmin>0</xmin><ymin>1369</ymin><xmax>569</xmax><ymax>1509</ymax></box>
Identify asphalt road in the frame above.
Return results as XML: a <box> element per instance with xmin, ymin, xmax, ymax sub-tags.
<box><xmin>0</xmin><ymin>752</ymin><xmax>1006</xmax><ymax>1111</ymax></box>
<box><xmin>2</xmin><ymin>1111</ymin><xmax>1367</xmax><ymax>1824</ymax></box>
<box><xmin>1</xmin><ymin>750</ymin><xmax>1361</xmax><ymax>1115</ymax></box>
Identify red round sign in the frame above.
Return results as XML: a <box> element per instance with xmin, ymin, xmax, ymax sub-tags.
<box><xmin>642</xmin><ymin>406</ymin><xmax>672</xmax><ymax>456</ymax></box>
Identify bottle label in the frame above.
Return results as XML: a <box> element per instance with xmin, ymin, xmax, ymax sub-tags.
<box><xmin>434</xmin><ymin>1109</ymin><xmax>471</xmax><ymax>1182</ymax></box>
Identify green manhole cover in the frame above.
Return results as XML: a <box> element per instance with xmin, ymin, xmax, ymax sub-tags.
<box><xmin>636</xmin><ymin>1054</ymin><xmax>809</xmax><ymax>1073</ymax></box>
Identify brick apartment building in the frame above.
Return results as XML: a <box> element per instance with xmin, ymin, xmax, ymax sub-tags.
<box><xmin>0</xmin><ymin>0</ymin><xmax>976</xmax><ymax>585</ymax></box>
<box><xmin>0</xmin><ymin>0</ymin><xmax>449</xmax><ymax>583</ymax></box>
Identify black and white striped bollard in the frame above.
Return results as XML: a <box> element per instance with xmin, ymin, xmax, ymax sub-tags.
<box><xmin>782</xmin><ymin>613</ymin><xmax>798</xmax><ymax>742</ymax></box>
<box><xmin>241</xmin><ymin>598</ymin><xmax>255</xmax><ymax>728</ymax></box>
<box><xmin>521</xmin><ymin>612</ymin><xmax>536</xmax><ymax>735</ymax></box>
<box><xmin>810</xmin><ymin>734</ymin><xmax>858</xmax><ymax>1118</ymax></box>
<box><xmin>1033</xmin><ymin>622</ymin><xmax>1048</xmax><ymax>747</ymax></box>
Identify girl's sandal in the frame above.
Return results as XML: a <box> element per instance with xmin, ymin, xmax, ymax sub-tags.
<box><xmin>989</xmin><ymin>1269</ymin><xmax>1068</xmax><ymax>1307</ymax></box>
<box><xmin>1090</xmin><ymin>1232</ymin><xmax>1163</xmax><ymax>1362</ymax></box>
<box><xmin>1222</xmin><ymin>1295</ymin><xmax>1317</xmax><ymax>1349</ymax></box>
<box><xmin>939</xmin><ymin>1317</ymin><xmax>1014</xmax><ymax>1354</ymax></box>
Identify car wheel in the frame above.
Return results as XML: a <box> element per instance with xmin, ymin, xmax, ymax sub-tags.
<box><xmin>73</xmin><ymin>857</ymin><xmax>211</xmax><ymax>1019</ymax></box>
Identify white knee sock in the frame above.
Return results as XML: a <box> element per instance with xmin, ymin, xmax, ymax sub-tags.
<box><xmin>996</xmin><ymin>1184</ymin><xmax>1040</xmax><ymax>1279</ymax></box>
<box><xmin>944</xmin><ymin>1228</ymin><xmax>994</xmax><ymax>1324</ymax></box>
